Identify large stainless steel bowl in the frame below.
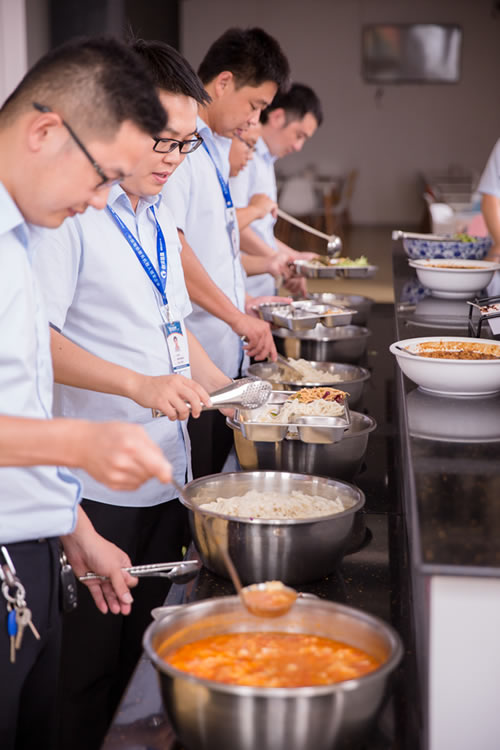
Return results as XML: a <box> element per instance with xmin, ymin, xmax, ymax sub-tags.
<box><xmin>273</xmin><ymin>324</ymin><xmax>371</xmax><ymax>363</ymax></box>
<box><xmin>306</xmin><ymin>293</ymin><xmax>373</xmax><ymax>326</ymax></box>
<box><xmin>247</xmin><ymin>361</ymin><xmax>370</xmax><ymax>406</ymax></box>
<box><xmin>143</xmin><ymin>596</ymin><xmax>403</xmax><ymax>750</ymax></box>
<box><xmin>229</xmin><ymin>412</ymin><xmax>376</xmax><ymax>479</ymax></box>
<box><xmin>179</xmin><ymin>471</ymin><xmax>365</xmax><ymax>585</ymax></box>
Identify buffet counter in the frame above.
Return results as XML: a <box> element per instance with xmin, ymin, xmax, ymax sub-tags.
<box><xmin>102</xmin><ymin>299</ymin><xmax>417</xmax><ymax>750</ymax></box>
<box><xmin>393</xmin><ymin>243</ymin><xmax>500</xmax><ymax>750</ymax></box>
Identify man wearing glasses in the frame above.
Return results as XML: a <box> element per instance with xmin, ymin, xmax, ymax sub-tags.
<box><xmin>31</xmin><ymin>40</ymin><xmax>232</xmax><ymax>750</ymax></box>
<box><xmin>163</xmin><ymin>27</ymin><xmax>290</xmax><ymax>478</ymax></box>
<box><xmin>0</xmin><ymin>36</ymin><xmax>172</xmax><ymax>750</ymax></box>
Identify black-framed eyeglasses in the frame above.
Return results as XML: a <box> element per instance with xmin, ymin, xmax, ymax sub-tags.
<box><xmin>152</xmin><ymin>134</ymin><xmax>203</xmax><ymax>154</ymax></box>
<box><xmin>234</xmin><ymin>132</ymin><xmax>256</xmax><ymax>152</ymax></box>
<box><xmin>33</xmin><ymin>102</ymin><xmax>124</xmax><ymax>191</ymax></box>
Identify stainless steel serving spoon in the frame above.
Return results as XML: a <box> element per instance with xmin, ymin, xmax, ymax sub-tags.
<box><xmin>170</xmin><ymin>478</ymin><xmax>299</xmax><ymax>618</ymax></box>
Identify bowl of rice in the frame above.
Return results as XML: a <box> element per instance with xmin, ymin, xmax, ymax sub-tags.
<box><xmin>247</xmin><ymin>360</ymin><xmax>370</xmax><ymax>406</ymax></box>
<box><xmin>179</xmin><ymin>471</ymin><xmax>365</xmax><ymax>585</ymax></box>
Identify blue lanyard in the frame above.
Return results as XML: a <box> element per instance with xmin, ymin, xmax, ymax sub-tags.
<box><xmin>202</xmin><ymin>141</ymin><xmax>233</xmax><ymax>208</ymax></box>
<box><xmin>107</xmin><ymin>204</ymin><xmax>168</xmax><ymax>305</ymax></box>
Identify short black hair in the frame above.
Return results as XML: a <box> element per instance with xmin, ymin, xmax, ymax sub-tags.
<box><xmin>197</xmin><ymin>27</ymin><xmax>290</xmax><ymax>93</ymax></box>
<box><xmin>0</xmin><ymin>36</ymin><xmax>166</xmax><ymax>138</ymax></box>
<box><xmin>131</xmin><ymin>38</ymin><xmax>211</xmax><ymax>106</ymax></box>
<box><xmin>260</xmin><ymin>83</ymin><xmax>323</xmax><ymax>127</ymax></box>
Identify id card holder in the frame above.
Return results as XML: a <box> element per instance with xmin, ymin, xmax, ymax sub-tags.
<box><xmin>162</xmin><ymin>306</ymin><xmax>191</xmax><ymax>377</ymax></box>
<box><xmin>225</xmin><ymin>206</ymin><xmax>239</xmax><ymax>257</ymax></box>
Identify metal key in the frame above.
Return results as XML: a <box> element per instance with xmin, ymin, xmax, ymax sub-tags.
<box><xmin>15</xmin><ymin>607</ymin><xmax>40</xmax><ymax>650</ymax></box>
<box><xmin>7</xmin><ymin>603</ymin><xmax>17</xmax><ymax>663</ymax></box>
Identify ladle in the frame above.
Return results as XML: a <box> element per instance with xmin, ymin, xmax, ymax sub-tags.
<box><xmin>277</xmin><ymin>208</ymin><xmax>342</xmax><ymax>257</ymax></box>
<box><xmin>171</xmin><ymin>478</ymin><xmax>299</xmax><ymax>618</ymax></box>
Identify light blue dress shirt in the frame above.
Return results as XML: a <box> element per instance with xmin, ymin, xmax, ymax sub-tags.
<box><xmin>0</xmin><ymin>182</ymin><xmax>81</xmax><ymax>544</ymax></box>
<box><xmin>162</xmin><ymin>116</ymin><xmax>246</xmax><ymax>378</ymax></box>
<box><xmin>230</xmin><ymin>136</ymin><xmax>278</xmax><ymax>298</ymax></box>
<box><xmin>30</xmin><ymin>186</ymin><xmax>192</xmax><ymax>507</ymax></box>
<box><xmin>478</xmin><ymin>139</ymin><xmax>500</xmax><ymax>198</ymax></box>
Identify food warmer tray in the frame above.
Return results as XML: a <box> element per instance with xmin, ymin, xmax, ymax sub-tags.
<box><xmin>292</xmin><ymin>259</ymin><xmax>378</xmax><ymax>280</ymax></box>
<box><xmin>255</xmin><ymin>300</ymin><xmax>354</xmax><ymax>330</ymax></box>
<box><xmin>234</xmin><ymin>390</ymin><xmax>351</xmax><ymax>444</ymax></box>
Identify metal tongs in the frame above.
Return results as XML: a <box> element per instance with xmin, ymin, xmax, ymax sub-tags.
<box><xmin>79</xmin><ymin>559</ymin><xmax>201</xmax><ymax>583</ymax></box>
<box><xmin>152</xmin><ymin>377</ymin><xmax>272</xmax><ymax>418</ymax></box>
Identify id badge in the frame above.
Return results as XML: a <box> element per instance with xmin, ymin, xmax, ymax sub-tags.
<box><xmin>164</xmin><ymin>319</ymin><xmax>191</xmax><ymax>376</ymax></box>
<box><xmin>225</xmin><ymin>206</ymin><xmax>239</xmax><ymax>257</ymax></box>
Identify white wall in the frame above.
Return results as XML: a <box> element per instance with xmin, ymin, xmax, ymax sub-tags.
<box><xmin>0</xmin><ymin>0</ymin><xmax>27</xmax><ymax>106</ymax></box>
<box><xmin>180</xmin><ymin>0</ymin><xmax>500</xmax><ymax>226</ymax></box>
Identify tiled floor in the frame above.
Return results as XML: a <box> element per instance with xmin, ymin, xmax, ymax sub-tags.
<box><xmin>278</xmin><ymin>224</ymin><xmax>406</xmax><ymax>303</ymax></box>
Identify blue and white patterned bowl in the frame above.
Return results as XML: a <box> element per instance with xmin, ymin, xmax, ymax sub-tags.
<box><xmin>403</xmin><ymin>235</ymin><xmax>492</xmax><ymax>260</ymax></box>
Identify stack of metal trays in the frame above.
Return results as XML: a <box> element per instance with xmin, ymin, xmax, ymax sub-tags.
<box><xmin>292</xmin><ymin>259</ymin><xmax>378</xmax><ymax>279</ymax></box>
<box><xmin>255</xmin><ymin>300</ymin><xmax>354</xmax><ymax>330</ymax></box>
<box><xmin>235</xmin><ymin>391</ymin><xmax>351</xmax><ymax>444</ymax></box>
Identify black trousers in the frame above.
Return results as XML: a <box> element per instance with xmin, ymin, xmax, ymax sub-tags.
<box><xmin>187</xmin><ymin>410</ymin><xmax>234</xmax><ymax>479</ymax></box>
<box><xmin>57</xmin><ymin>498</ymin><xmax>189</xmax><ymax>750</ymax></box>
<box><xmin>0</xmin><ymin>538</ymin><xmax>61</xmax><ymax>750</ymax></box>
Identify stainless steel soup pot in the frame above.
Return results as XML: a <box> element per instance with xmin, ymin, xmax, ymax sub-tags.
<box><xmin>143</xmin><ymin>595</ymin><xmax>403</xmax><ymax>750</ymax></box>
<box><xmin>178</xmin><ymin>470</ymin><xmax>364</xmax><ymax>585</ymax></box>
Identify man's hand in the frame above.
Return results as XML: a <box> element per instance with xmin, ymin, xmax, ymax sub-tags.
<box><xmin>232</xmin><ymin>311</ymin><xmax>277</xmax><ymax>361</ymax></box>
<box><xmin>62</xmin><ymin>509</ymin><xmax>138</xmax><ymax>615</ymax></box>
<box><xmin>77</xmin><ymin>421</ymin><xmax>172</xmax><ymax>491</ymax></box>
<box><xmin>283</xmin><ymin>274</ymin><xmax>308</xmax><ymax>297</ymax></box>
<box><xmin>128</xmin><ymin>373</ymin><xmax>211</xmax><ymax>420</ymax></box>
<box><xmin>248</xmin><ymin>193</ymin><xmax>278</xmax><ymax>219</ymax></box>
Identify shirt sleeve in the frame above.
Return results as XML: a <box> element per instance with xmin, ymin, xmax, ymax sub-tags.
<box><xmin>478</xmin><ymin>139</ymin><xmax>500</xmax><ymax>197</ymax></box>
<box><xmin>161</xmin><ymin>158</ymin><xmax>192</xmax><ymax>233</ymax></box>
<box><xmin>29</xmin><ymin>219</ymin><xmax>83</xmax><ymax>330</ymax></box>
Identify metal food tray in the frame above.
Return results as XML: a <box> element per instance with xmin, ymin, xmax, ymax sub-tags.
<box><xmin>255</xmin><ymin>301</ymin><xmax>353</xmax><ymax>330</ymax></box>
<box><xmin>235</xmin><ymin>391</ymin><xmax>351</xmax><ymax>444</ymax></box>
<box><xmin>292</xmin><ymin>259</ymin><xmax>378</xmax><ymax>280</ymax></box>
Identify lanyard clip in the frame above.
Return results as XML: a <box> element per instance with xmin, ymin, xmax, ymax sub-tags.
<box><xmin>0</xmin><ymin>546</ymin><xmax>18</xmax><ymax>588</ymax></box>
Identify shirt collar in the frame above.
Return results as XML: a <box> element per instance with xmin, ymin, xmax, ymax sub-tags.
<box><xmin>255</xmin><ymin>136</ymin><xmax>278</xmax><ymax>164</ymax></box>
<box><xmin>256</xmin><ymin>136</ymin><xmax>278</xmax><ymax>165</ymax></box>
<box><xmin>196</xmin><ymin>116</ymin><xmax>232</xmax><ymax>179</ymax></box>
<box><xmin>107</xmin><ymin>183</ymin><xmax>162</xmax><ymax>216</ymax></box>
<box><xmin>0</xmin><ymin>181</ymin><xmax>30</xmax><ymax>250</ymax></box>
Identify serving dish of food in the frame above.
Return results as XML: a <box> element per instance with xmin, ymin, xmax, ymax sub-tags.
<box><xmin>254</xmin><ymin>300</ymin><xmax>353</xmax><ymax>330</ymax></box>
<box><xmin>305</xmin><ymin>293</ymin><xmax>373</xmax><ymax>326</ymax></box>
<box><xmin>408</xmin><ymin>258</ymin><xmax>500</xmax><ymax>299</ymax></box>
<box><xmin>179</xmin><ymin>470</ymin><xmax>365</xmax><ymax>584</ymax></box>
<box><xmin>247</xmin><ymin>360</ymin><xmax>370</xmax><ymax>406</ymax></box>
<box><xmin>143</xmin><ymin>595</ymin><xmax>403</xmax><ymax>750</ymax></box>
<box><xmin>398</xmin><ymin>231</ymin><xmax>493</xmax><ymax>260</ymax></box>
<box><xmin>390</xmin><ymin>336</ymin><xmax>500</xmax><ymax>396</ymax></box>
<box><xmin>291</xmin><ymin>255</ymin><xmax>378</xmax><ymax>279</ymax></box>
<box><xmin>273</xmin><ymin>324</ymin><xmax>371</xmax><ymax>364</ymax></box>
<box><xmin>229</xmin><ymin>411</ymin><xmax>376</xmax><ymax>479</ymax></box>
<box><xmin>235</xmin><ymin>387</ymin><xmax>351</xmax><ymax>444</ymax></box>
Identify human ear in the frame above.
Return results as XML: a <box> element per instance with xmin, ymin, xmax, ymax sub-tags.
<box><xmin>214</xmin><ymin>70</ymin><xmax>234</xmax><ymax>98</ymax></box>
<box><xmin>26</xmin><ymin>111</ymin><xmax>62</xmax><ymax>154</ymax></box>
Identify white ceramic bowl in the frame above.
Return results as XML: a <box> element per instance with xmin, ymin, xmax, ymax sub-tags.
<box><xmin>389</xmin><ymin>336</ymin><xmax>500</xmax><ymax>396</ymax></box>
<box><xmin>402</xmin><ymin>235</ymin><xmax>492</xmax><ymax>260</ymax></box>
<box><xmin>408</xmin><ymin>259</ymin><xmax>500</xmax><ymax>299</ymax></box>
